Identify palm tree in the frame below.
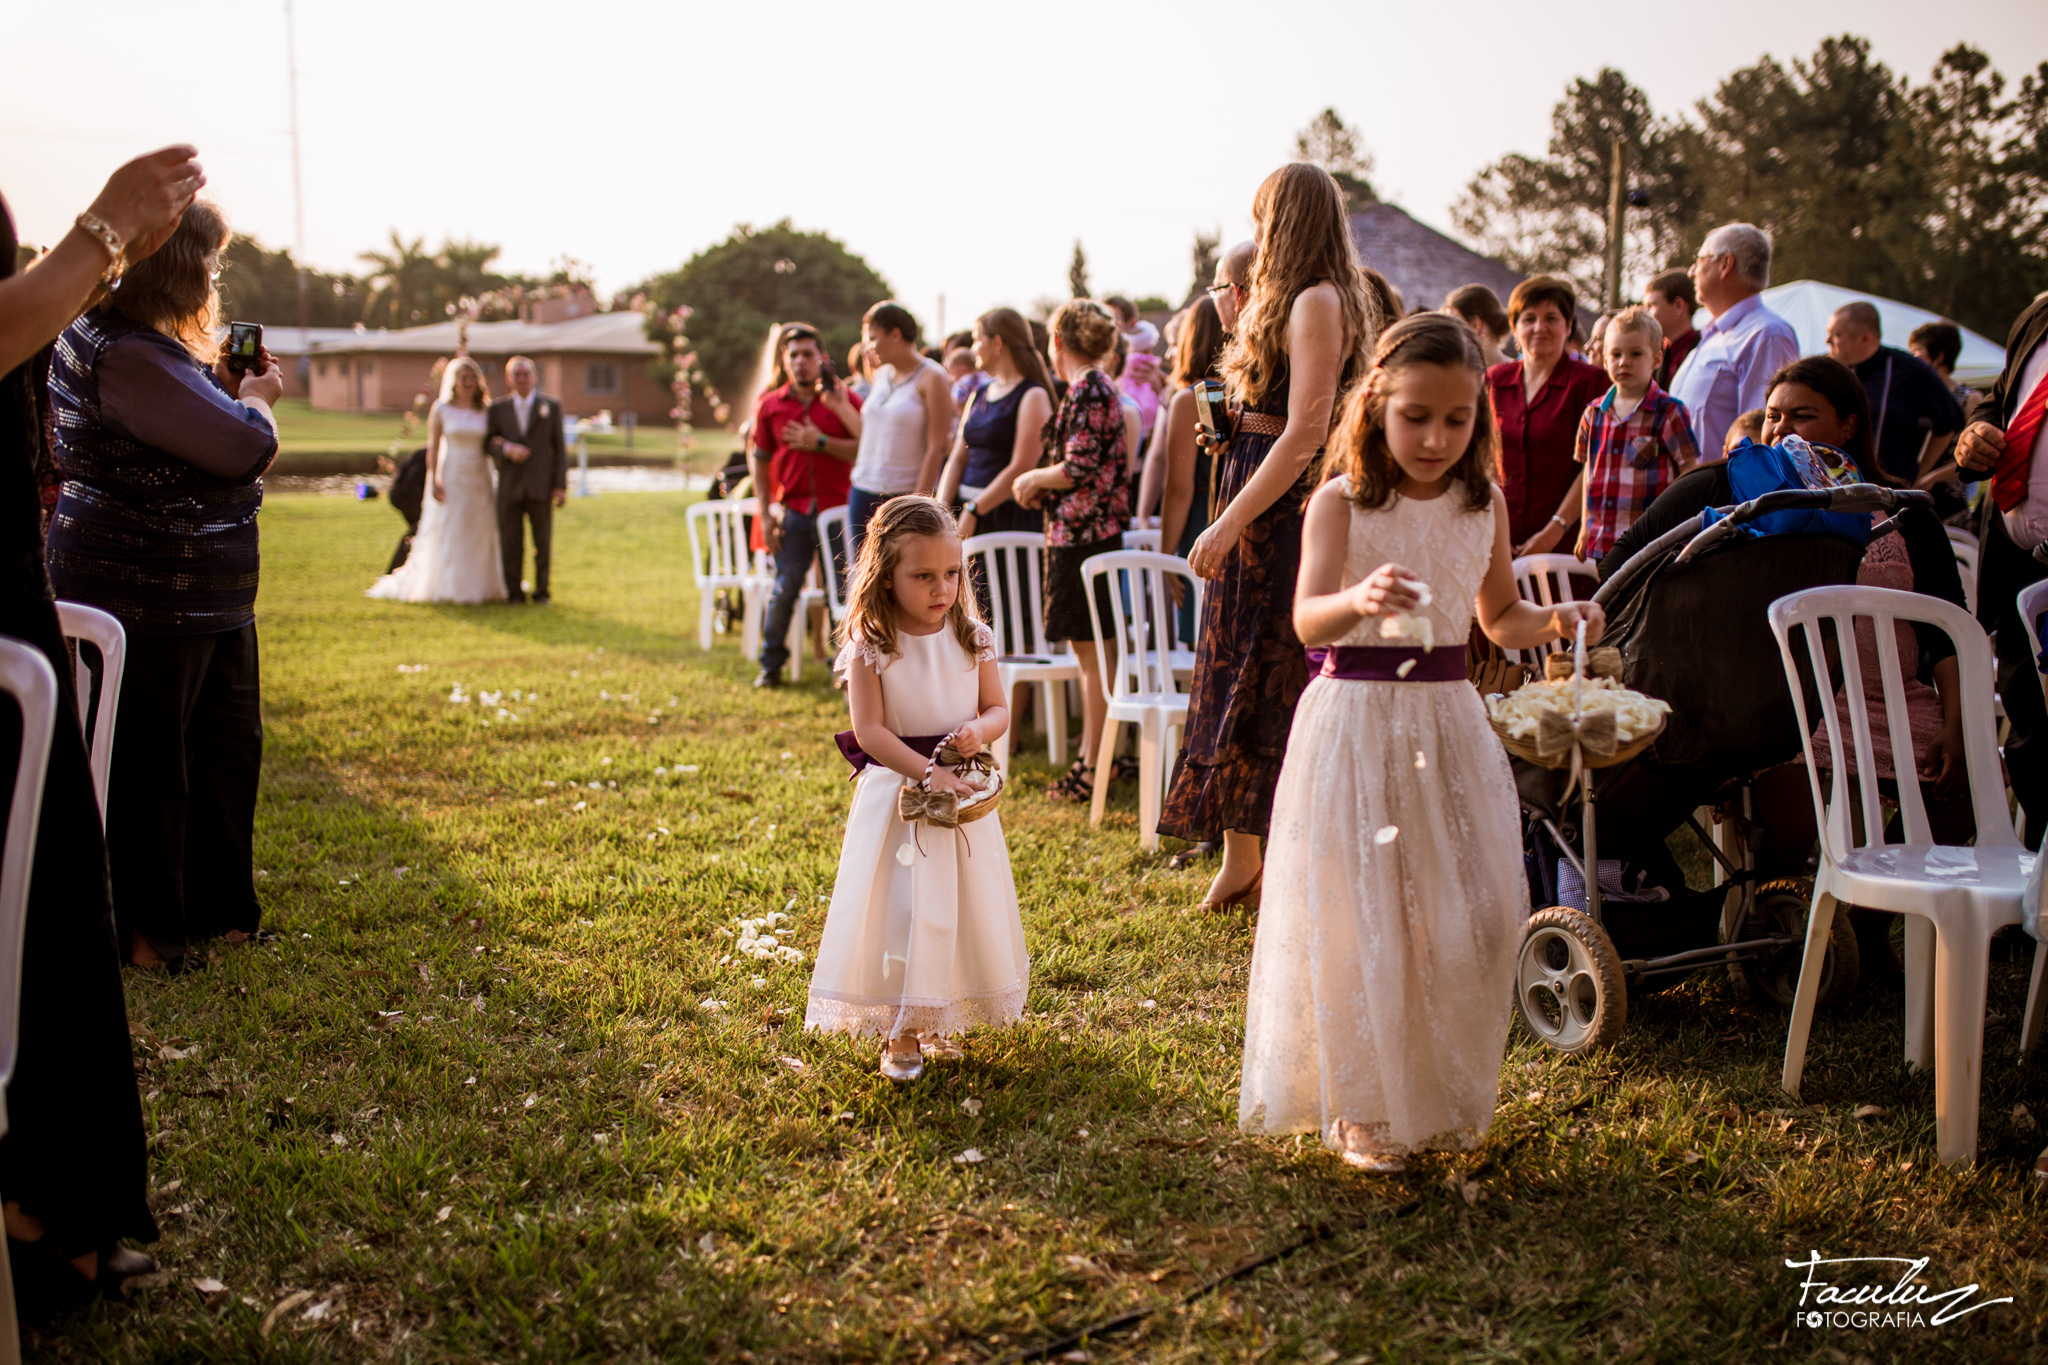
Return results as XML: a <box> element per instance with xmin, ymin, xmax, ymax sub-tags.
<box><xmin>359</xmin><ymin>231</ymin><xmax>438</xmax><ymax>328</ymax></box>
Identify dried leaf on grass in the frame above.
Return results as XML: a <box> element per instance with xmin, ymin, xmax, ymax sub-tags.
<box><xmin>261</xmin><ymin>1290</ymin><xmax>316</xmax><ymax>1338</ymax></box>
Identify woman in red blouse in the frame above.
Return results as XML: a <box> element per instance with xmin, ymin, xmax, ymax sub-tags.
<box><xmin>1014</xmin><ymin>299</ymin><xmax>1129</xmax><ymax>800</ymax></box>
<box><xmin>1487</xmin><ymin>274</ymin><xmax>1610</xmax><ymax>554</ymax></box>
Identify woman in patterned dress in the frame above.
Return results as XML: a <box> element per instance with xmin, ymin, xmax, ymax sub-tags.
<box><xmin>1158</xmin><ymin>164</ymin><xmax>1380</xmax><ymax>909</ymax></box>
<box><xmin>1014</xmin><ymin>299</ymin><xmax>1130</xmax><ymax>801</ymax></box>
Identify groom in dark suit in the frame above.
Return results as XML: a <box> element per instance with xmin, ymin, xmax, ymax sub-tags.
<box><xmin>484</xmin><ymin>355</ymin><xmax>569</xmax><ymax>603</ymax></box>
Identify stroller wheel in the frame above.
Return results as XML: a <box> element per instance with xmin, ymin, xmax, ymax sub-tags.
<box><xmin>1731</xmin><ymin>878</ymin><xmax>1860</xmax><ymax>1009</ymax></box>
<box><xmin>1516</xmin><ymin>907</ymin><xmax>1627</xmax><ymax>1054</ymax></box>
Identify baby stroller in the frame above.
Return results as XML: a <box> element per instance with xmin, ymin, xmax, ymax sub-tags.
<box><xmin>1511</xmin><ymin>483</ymin><xmax>1935</xmax><ymax>1054</ymax></box>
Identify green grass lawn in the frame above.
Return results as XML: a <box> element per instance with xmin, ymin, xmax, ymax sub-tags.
<box><xmin>32</xmin><ymin>492</ymin><xmax>2048</xmax><ymax>1362</ymax></box>
<box><xmin>270</xmin><ymin>400</ymin><xmax>740</xmax><ymax>475</ymax></box>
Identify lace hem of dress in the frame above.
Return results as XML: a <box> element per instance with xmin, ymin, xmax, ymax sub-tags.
<box><xmin>803</xmin><ymin>981</ymin><xmax>1027</xmax><ymax>1039</ymax></box>
<box><xmin>1236</xmin><ymin>1104</ymin><xmax>1487</xmax><ymax>1156</ymax></box>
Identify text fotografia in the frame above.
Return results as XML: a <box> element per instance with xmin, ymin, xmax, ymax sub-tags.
<box><xmin>1786</xmin><ymin>1252</ymin><xmax>2013</xmax><ymax>1329</ymax></box>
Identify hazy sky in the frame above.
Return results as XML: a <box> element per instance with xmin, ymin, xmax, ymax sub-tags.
<box><xmin>7</xmin><ymin>0</ymin><xmax>2045</xmax><ymax>334</ymax></box>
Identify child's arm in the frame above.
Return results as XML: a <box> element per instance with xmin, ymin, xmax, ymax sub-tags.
<box><xmin>846</xmin><ymin>655</ymin><xmax>944</xmax><ymax>783</ymax></box>
<box><xmin>1292</xmin><ymin>480</ymin><xmax>1423</xmax><ymax>646</ymax></box>
<box><xmin>944</xmin><ymin>658</ymin><xmax>1011</xmax><ymax>763</ymax></box>
<box><xmin>1477</xmin><ymin>486</ymin><xmax>1605</xmax><ymax>651</ymax></box>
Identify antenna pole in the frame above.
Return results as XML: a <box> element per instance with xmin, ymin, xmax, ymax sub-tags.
<box><xmin>285</xmin><ymin>0</ymin><xmax>309</xmax><ymax>333</ymax></box>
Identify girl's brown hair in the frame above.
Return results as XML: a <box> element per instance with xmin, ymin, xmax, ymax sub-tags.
<box><xmin>1220</xmin><ymin>163</ymin><xmax>1378</xmax><ymax>409</ymax></box>
<box><xmin>839</xmin><ymin>495</ymin><xmax>985</xmax><ymax>664</ymax></box>
<box><xmin>108</xmin><ymin>198</ymin><xmax>230</xmax><ymax>362</ymax></box>
<box><xmin>1327</xmin><ymin>312</ymin><xmax>1496</xmax><ymax>513</ymax></box>
<box><xmin>976</xmin><ymin>306</ymin><xmax>1055</xmax><ymax>396</ymax></box>
<box><xmin>1169</xmin><ymin>295</ymin><xmax>1225</xmax><ymax>388</ymax></box>
<box><xmin>1048</xmin><ymin>298</ymin><xmax>1118</xmax><ymax>362</ymax></box>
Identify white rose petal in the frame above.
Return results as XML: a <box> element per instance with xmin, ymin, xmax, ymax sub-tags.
<box><xmin>1375</xmin><ymin>825</ymin><xmax>1399</xmax><ymax>845</ymax></box>
<box><xmin>961</xmin><ymin>1098</ymin><xmax>983</xmax><ymax>1116</ymax></box>
<box><xmin>953</xmin><ymin>1148</ymin><xmax>986</xmax><ymax>1164</ymax></box>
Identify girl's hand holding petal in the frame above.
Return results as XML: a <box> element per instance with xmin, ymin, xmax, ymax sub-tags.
<box><xmin>1347</xmin><ymin>563</ymin><xmax>1421</xmax><ymax>617</ymax></box>
<box><xmin>927</xmin><ymin>767</ymin><xmax>975</xmax><ymax>797</ymax></box>
<box><xmin>1552</xmin><ymin>601</ymin><xmax>1605</xmax><ymax>646</ymax></box>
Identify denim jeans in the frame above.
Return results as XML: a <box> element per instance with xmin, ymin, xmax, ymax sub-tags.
<box><xmin>846</xmin><ymin>485</ymin><xmax>895</xmax><ymax>564</ymax></box>
<box><xmin>759</xmin><ymin>506</ymin><xmax>823</xmax><ymax>674</ymax></box>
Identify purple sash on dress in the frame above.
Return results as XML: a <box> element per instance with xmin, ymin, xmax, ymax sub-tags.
<box><xmin>834</xmin><ymin>730</ymin><xmax>951</xmax><ymax>777</ymax></box>
<box><xmin>1316</xmin><ymin>645</ymin><xmax>1466</xmax><ymax>682</ymax></box>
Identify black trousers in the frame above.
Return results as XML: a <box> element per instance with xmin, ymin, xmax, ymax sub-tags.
<box><xmin>0</xmin><ymin>597</ymin><xmax>157</xmax><ymax>1259</ymax></box>
<box><xmin>106</xmin><ymin>625</ymin><xmax>263</xmax><ymax>962</ymax></box>
<box><xmin>499</xmin><ymin>492</ymin><xmax>555</xmax><ymax>599</ymax></box>
<box><xmin>1982</xmin><ymin>508</ymin><xmax>2048</xmax><ymax>847</ymax></box>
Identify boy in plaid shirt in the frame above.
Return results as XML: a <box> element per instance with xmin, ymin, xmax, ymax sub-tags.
<box><xmin>1576</xmin><ymin>306</ymin><xmax>1703</xmax><ymax>560</ymax></box>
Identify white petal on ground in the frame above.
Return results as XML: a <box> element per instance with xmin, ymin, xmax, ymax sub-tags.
<box><xmin>435</xmin><ymin>1205</ymin><xmax>452</xmax><ymax>1223</ymax></box>
<box><xmin>953</xmin><ymin>1148</ymin><xmax>986</xmax><ymax>1164</ymax></box>
<box><xmin>961</xmin><ymin>1098</ymin><xmax>983</xmax><ymax>1115</ymax></box>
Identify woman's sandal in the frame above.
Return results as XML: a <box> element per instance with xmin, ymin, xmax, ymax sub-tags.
<box><xmin>1196</xmin><ymin>868</ymin><xmax>1263</xmax><ymax>913</ymax></box>
<box><xmin>1046</xmin><ymin>761</ymin><xmax>1094</xmax><ymax>803</ymax></box>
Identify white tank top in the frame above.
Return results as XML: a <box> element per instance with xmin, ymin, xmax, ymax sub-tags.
<box><xmin>851</xmin><ymin>361</ymin><xmax>935</xmax><ymax>496</ymax></box>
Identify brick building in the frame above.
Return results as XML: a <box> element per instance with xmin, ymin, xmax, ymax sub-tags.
<box><xmin>307</xmin><ymin>294</ymin><xmax>665</xmax><ymax>421</ymax></box>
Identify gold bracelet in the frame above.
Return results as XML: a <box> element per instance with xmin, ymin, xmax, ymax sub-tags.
<box><xmin>73</xmin><ymin>211</ymin><xmax>127</xmax><ymax>281</ymax></box>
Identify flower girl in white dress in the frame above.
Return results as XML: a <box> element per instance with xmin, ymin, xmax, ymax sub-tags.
<box><xmin>805</xmin><ymin>496</ymin><xmax>1030</xmax><ymax>1081</ymax></box>
<box><xmin>1240</xmin><ymin>314</ymin><xmax>1605</xmax><ymax>1171</ymax></box>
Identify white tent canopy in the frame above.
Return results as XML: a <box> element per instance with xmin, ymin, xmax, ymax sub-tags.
<box><xmin>1720</xmin><ymin>280</ymin><xmax>2007</xmax><ymax>389</ymax></box>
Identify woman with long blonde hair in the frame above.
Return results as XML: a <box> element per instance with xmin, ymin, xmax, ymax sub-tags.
<box><xmin>366</xmin><ymin>354</ymin><xmax>507</xmax><ymax>603</ymax></box>
<box><xmin>1158</xmin><ymin>162</ymin><xmax>1379</xmax><ymax>909</ymax></box>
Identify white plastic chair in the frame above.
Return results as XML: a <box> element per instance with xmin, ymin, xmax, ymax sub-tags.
<box><xmin>1082</xmin><ymin>551</ymin><xmax>1201</xmax><ymax>852</ymax></box>
<box><xmin>1509</xmin><ymin>554</ymin><xmax>1600</xmax><ymax>665</ymax></box>
<box><xmin>964</xmin><ymin>532</ymin><xmax>1079</xmax><ymax>775</ymax></box>
<box><xmin>685</xmin><ymin>499</ymin><xmax>770</xmax><ymax>656</ymax></box>
<box><xmin>1121</xmin><ymin>528</ymin><xmax>1162</xmax><ymax>553</ymax></box>
<box><xmin>0</xmin><ymin>635</ymin><xmax>61</xmax><ymax>1359</ymax></box>
<box><xmin>53</xmin><ymin>602</ymin><xmax>123</xmax><ymax>821</ymax></box>
<box><xmin>1771</xmin><ymin>585</ymin><xmax>2044</xmax><ymax>1166</ymax></box>
<box><xmin>817</xmin><ymin>505</ymin><xmax>852</xmax><ymax>625</ymax></box>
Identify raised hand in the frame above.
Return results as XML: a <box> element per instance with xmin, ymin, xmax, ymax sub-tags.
<box><xmin>89</xmin><ymin>145</ymin><xmax>205</xmax><ymax>261</ymax></box>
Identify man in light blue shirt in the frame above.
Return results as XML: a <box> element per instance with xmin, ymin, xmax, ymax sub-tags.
<box><xmin>1668</xmin><ymin>223</ymin><xmax>1803</xmax><ymax>457</ymax></box>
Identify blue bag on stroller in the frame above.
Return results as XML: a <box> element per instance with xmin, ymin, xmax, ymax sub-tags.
<box><xmin>1708</xmin><ymin>435</ymin><xmax>1873</xmax><ymax>544</ymax></box>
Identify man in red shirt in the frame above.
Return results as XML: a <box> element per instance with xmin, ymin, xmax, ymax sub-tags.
<box><xmin>748</xmin><ymin>322</ymin><xmax>863</xmax><ymax>688</ymax></box>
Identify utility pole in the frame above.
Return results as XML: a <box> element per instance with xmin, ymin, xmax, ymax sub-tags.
<box><xmin>1604</xmin><ymin>137</ymin><xmax>1627</xmax><ymax>312</ymax></box>
<box><xmin>285</xmin><ymin>0</ymin><xmax>309</xmax><ymax>334</ymax></box>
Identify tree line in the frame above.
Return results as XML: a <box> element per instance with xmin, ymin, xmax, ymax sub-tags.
<box><xmin>216</xmin><ymin>230</ymin><xmax>598</xmax><ymax>332</ymax></box>
<box><xmin>1451</xmin><ymin>35</ymin><xmax>2048</xmax><ymax>337</ymax></box>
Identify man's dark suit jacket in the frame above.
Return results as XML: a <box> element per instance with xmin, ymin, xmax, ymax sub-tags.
<box><xmin>484</xmin><ymin>392</ymin><xmax>568</xmax><ymax>500</ymax></box>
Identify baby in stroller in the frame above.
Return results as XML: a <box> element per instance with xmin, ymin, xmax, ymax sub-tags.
<box><xmin>1512</xmin><ymin>356</ymin><xmax>1959</xmax><ymax>1051</ymax></box>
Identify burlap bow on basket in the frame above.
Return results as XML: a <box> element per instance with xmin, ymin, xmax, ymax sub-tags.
<box><xmin>897</xmin><ymin>729</ymin><xmax>1004</xmax><ymax>831</ymax></box>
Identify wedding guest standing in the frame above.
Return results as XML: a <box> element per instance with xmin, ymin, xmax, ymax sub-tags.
<box><xmin>937</xmin><ymin>306</ymin><xmax>1054</xmax><ymax>538</ymax></box>
<box><xmin>1013</xmin><ymin>299</ymin><xmax>1130</xmax><ymax>802</ymax></box>
<box><xmin>1643</xmin><ymin>269</ymin><xmax>1700</xmax><ymax>389</ymax></box>
<box><xmin>1444</xmin><ymin>284</ymin><xmax>1511</xmax><ymax>370</ymax></box>
<box><xmin>1488</xmin><ymin>274</ymin><xmax>1608</xmax><ymax>555</ymax></box>
<box><xmin>0</xmin><ymin>148</ymin><xmax>204</xmax><ymax>1308</ymax></box>
<box><xmin>848</xmin><ymin>302</ymin><xmax>952</xmax><ymax>558</ymax></box>
<box><xmin>1667</xmin><ymin>222</ymin><xmax>1801</xmax><ymax>458</ymax></box>
<box><xmin>1157</xmin><ymin>164</ymin><xmax>1377</xmax><ymax>909</ymax></box>
<box><xmin>46</xmin><ymin>198</ymin><xmax>280</xmax><ymax>972</ymax></box>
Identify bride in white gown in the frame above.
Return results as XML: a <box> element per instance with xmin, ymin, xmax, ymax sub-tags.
<box><xmin>367</xmin><ymin>357</ymin><xmax>506</xmax><ymax>603</ymax></box>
